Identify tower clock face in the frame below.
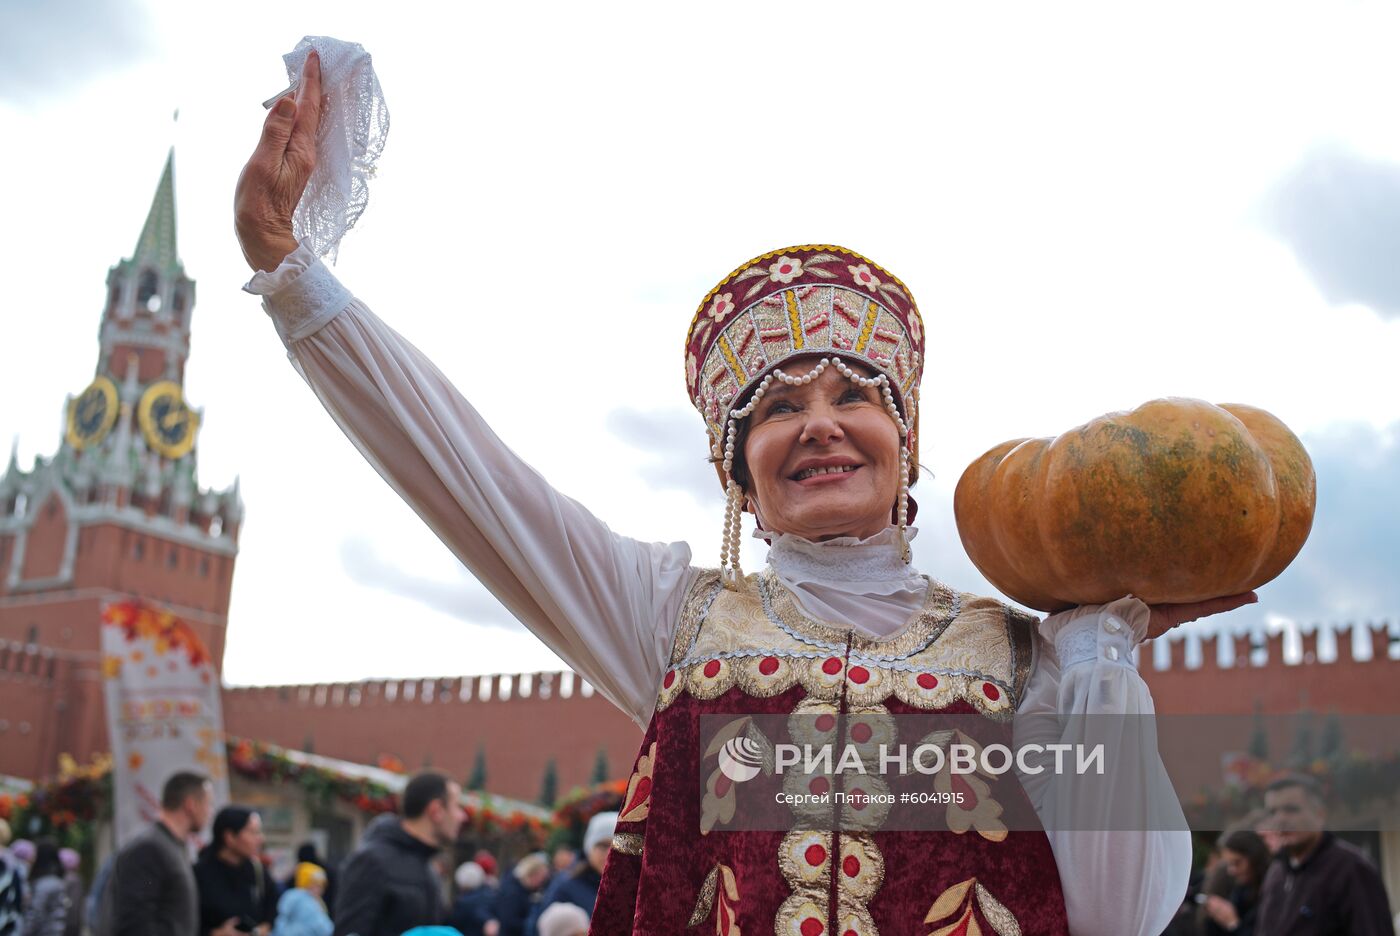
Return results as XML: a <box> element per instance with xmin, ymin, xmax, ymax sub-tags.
<box><xmin>66</xmin><ymin>376</ymin><xmax>119</xmax><ymax>450</ymax></box>
<box><xmin>138</xmin><ymin>381</ymin><xmax>200</xmax><ymax>459</ymax></box>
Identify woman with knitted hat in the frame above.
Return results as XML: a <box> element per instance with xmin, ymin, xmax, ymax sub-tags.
<box><xmin>235</xmin><ymin>52</ymin><xmax>1250</xmax><ymax>936</ymax></box>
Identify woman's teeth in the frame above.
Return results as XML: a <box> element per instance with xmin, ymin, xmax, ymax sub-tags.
<box><xmin>796</xmin><ymin>465</ymin><xmax>857</xmax><ymax>481</ymax></box>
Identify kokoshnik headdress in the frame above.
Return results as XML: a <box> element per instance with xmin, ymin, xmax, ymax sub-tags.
<box><xmin>685</xmin><ymin>246</ymin><xmax>926</xmax><ymax>588</ymax></box>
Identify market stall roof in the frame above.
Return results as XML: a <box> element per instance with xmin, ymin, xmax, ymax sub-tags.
<box><xmin>0</xmin><ymin>774</ymin><xmax>33</xmax><ymax>795</ymax></box>
<box><xmin>248</xmin><ymin>739</ymin><xmax>552</xmax><ymax>822</ymax></box>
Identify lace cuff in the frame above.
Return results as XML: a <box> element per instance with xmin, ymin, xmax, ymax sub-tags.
<box><xmin>243</xmin><ymin>240</ymin><xmax>353</xmax><ymax>345</ymax></box>
<box><xmin>1039</xmin><ymin>596</ymin><xmax>1149</xmax><ymax>669</ymax></box>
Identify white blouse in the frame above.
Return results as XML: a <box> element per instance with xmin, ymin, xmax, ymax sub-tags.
<box><xmin>247</xmin><ymin>243</ymin><xmax>1190</xmax><ymax>936</ymax></box>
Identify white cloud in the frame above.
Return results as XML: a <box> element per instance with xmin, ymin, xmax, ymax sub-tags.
<box><xmin>1266</xmin><ymin>148</ymin><xmax>1400</xmax><ymax>318</ymax></box>
<box><xmin>0</xmin><ymin>0</ymin><xmax>157</xmax><ymax>105</ymax></box>
<box><xmin>606</xmin><ymin>407</ymin><xmax>721</xmax><ymax>506</ymax></box>
<box><xmin>339</xmin><ymin>537</ymin><xmax>523</xmax><ymax>630</ymax></box>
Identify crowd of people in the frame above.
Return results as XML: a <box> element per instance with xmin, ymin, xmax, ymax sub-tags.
<box><xmin>4</xmin><ymin>768</ymin><xmax>1393</xmax><ymax>934</ymax></box>
<box><xmin>1161</xmin><ymin>774</ymin><xmax>1396</xmax><ymax>935</ymax></box>
<box><xmin>0</xmin><ymin>770</ymin><xmax>612</xmax><ymax>936</ymax></box>
<box><xmin>3</xmin><ymin>768</ymin><xmax>1395</xmax><ymax>934</ymax></box>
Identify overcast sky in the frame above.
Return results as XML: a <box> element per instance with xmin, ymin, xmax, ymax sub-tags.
<box><xmin>3</xmin><ymin>1</ymin><xmax>1398</xmax><ymax>686</ymax></box>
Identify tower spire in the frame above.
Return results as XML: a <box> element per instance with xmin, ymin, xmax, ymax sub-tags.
<box><xmin>132</xmin><ymin>148</ymin><xmax>180</xmax><ymax>273</ymax></box>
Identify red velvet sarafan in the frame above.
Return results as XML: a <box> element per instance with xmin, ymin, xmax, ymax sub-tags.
<box><xmin>589</xmin><ymin>571</ymin><xmax>1070</xmax><ymax>935</ymax></box>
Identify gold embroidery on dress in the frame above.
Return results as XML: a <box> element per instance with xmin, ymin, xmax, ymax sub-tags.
<box><xmin>655</xmin><ymin>568</ymin><xmax>1022</xmax><ymax>719</ymax></box>
<box><xmin>610</xmin><ymin>832</ymin><xmax>644</xmax><ymax>856</ymax></box>
<box><xmin>688</xmin><ymin>863</ymin><xmax>741</xmax><ymax>934</ymax></box>
<box><xmin>1005</xmin><ymin>605</ymin><xmax>1037</xmax><ymax>708</ymax></box>
<box><xmin>924</xmin><ymin>877</ymin><xmax>1023</xmax><ymax>936</ymax></box>
<box><xmin>671</xmin><ymin>570</ymin><xmax>723</xmax><ymax>666</ymax></box>
<box><xmin>618</xmin><ymin>741</ymin><xmax>656</xmax><ymax>823</ymax></box>
<box><xmin>973</xmin><ymin>882</ymin><xmax>1024</xmax><ymax>936</ymax></box>
<box><xmin>776</xmin><ymin>830</ymin><xmax>884</xmax><ymax>936</ymax></box>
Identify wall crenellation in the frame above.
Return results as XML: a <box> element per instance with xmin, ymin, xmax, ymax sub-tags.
<box><xmin>1147</xmin><ymin>620</ymin><xmax>1398</xmax><ymax>672</ymax></box>
<box><xmin>222</xmin><ymin>669</ymin><xmax>602</xmax><ymax>712</ymax></box>
<box><xmin>222</xmin><ymin>619</ymin><xmax>1400</xmax><ymax>712</ymax></box>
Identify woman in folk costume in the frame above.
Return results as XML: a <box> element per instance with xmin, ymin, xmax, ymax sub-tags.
<box><xmin>235</xmin><ymin>50</ymin><xmax>1251</xmax><ymax>935</ymax></box>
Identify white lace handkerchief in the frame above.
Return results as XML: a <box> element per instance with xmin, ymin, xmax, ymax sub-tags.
<box><xmin>271</xmin><ymin>36</ymin><xmax>389</xmax><ymax>264</ymax></box>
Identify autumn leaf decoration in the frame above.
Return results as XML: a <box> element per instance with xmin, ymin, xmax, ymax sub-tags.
<box><xmin>700</xmin><ymin>716</ymin><xmax>773</xmax><ymax>834</ymax></box>
<box><xmin>920</xmin><ymin>729</ymin><xmax>1009</xmax><ymax>842</ymax></box>
<box><xmin>688</xmin><ymin>863</ymin><xmax>741</xmax><ymax>935</ymax></box>
<box><xmin>619</xmin><ymin>742</ymin><xmax>656</xmax><ymax>822</ymax></box>
<box><xmin>924</xmin><ymin>877</ymin><xmax>1022</xmax><ymax>936</ymax></box>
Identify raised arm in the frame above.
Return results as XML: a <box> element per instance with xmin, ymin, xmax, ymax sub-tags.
<box><xmin>234</xmin><ymin>53</ymin><xmax>693</xmax><ymax>726</ymax></box>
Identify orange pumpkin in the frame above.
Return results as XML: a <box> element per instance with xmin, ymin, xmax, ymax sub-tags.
<box><xmin>953</xmin><ymin>399</ymin><xmax>1315</xmax><ymax>611</ymax></box>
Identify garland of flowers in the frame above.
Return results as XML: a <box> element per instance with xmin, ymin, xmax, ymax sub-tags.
<box><xmin>7</xmin><ymin>744</ymin><xmax>549</xmax><ymax>851</ymax></box>
<box><xmin>228</xmin><ymin>739</ymin><xmax>548</xmax><ymax>845</ymax></box>
<box><xmin>549</xmin><ymin>779</ymin><xmax>627</xmax><ymax>848</ymax></box>
<box><xmin>227</xmin><ymin>739</ymin><xmax>399</xmax><ymax>815</ymax></box>
<box><xmin>0</xmin><ymin>793</ymin><xmax>27</xmax><ymax>825</ymax></box>
<box><xmin>1</xmin><ymin>754</ymin><xmax>113</xmax><ymax>852</ymax></box>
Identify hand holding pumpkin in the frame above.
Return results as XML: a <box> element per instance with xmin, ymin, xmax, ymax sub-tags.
<box><xmin>954</xmin><ymin>398</ymin><xmax>1315</xmax><ymax>614</ymax></box>
<box><xmin>1144</xmin><ymin>590</ymin><xmax>1258</xmax><ymax>641</ymax></box>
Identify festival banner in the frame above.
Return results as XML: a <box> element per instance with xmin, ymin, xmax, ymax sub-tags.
<box><xmin>101</xmin><ymin>599</ymin><xmax>229</xmax><ymax>847</ymax></box>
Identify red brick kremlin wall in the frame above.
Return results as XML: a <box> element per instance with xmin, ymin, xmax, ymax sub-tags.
<box><xmin>222</xmin><ymin>671</ymin><xmax>646</xmax><ymax>802</ymax></box>
<box><xmin>217</xmin><ymin>622</ymin><xmax>1400</xmax><ymax>801</ymax></box>
<box><xmin>6</xmin><ymin>622</ymin><xmax>1397</xmax><ymax>795</ymax></box>
<box><xmin>1139</xmin><ymin>622</ymin><xmax>1400</xmax><ymax>715</ymax></box>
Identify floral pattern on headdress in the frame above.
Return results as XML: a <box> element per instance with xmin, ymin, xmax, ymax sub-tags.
<box><xmin>685</xmin><ymin>245</ymin><xmax>925</xmax><ymax>467</ymax></box>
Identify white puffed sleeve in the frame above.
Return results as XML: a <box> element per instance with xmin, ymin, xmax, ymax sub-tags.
<box><xmin>245</xmin><ymin>243</ymin><xmax>694</xmax><ymax>727</ymax></box>
<box><xmin>1013</xmin><ymin>598</ymin><xmax>1192</xmax><ymax>936</ymax></box>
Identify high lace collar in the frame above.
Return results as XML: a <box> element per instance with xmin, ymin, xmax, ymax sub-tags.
<box><xmin>764</xmin><ymin>525</ymin><xmax>925</xmax><ymax>591</ymax></box>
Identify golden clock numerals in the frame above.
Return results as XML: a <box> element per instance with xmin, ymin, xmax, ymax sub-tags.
<box><xmin>66</xmin><ymin>376</ymin><xmax>119</xmax><ymax>450</ymax></box>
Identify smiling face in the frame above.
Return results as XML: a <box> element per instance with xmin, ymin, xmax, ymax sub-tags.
<box><xmin>740</xmin><ymin>356</ymin><xmax>903</xmax><ymax>541</ymax></box>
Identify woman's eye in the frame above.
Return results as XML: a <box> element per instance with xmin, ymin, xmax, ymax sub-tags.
<box><xmin>840</xmin><ymin>389</ymin><xmax>867</xmax><ymax>403</ymax></box>
<box><xmin>767</xmin><ymin>401</ymin><xmax>797</xmax><ymax>415</ymax></box>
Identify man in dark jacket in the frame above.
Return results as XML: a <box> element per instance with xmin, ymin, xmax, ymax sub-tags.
<box><xmin>494</xmin><ymin>853</ymin><xmax>551</xmax><ymax>936</ymax></box>
<box><xmin>333</xmin><ymin>772</ymin><xmax>465</xmax><ymax>936</ymax></box>
<box><xmin>1255</xmin><ymin>774</ymin><xmax>1394</xmax><ymax>935</ymax></box>
<box><xmin>95</xmin><ymin>771</ymin><xmax>213</xmax><ymax>936</ymax></box>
